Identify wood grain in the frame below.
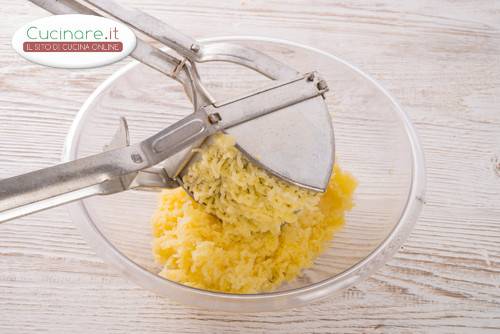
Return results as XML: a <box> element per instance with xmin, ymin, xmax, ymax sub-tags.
<box><xmin>0</xmin><ymin>0</ymin><xmax>499</xmax><ymax>333</ymax></box>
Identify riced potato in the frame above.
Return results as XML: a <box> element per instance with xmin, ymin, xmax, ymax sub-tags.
<box><xmin>152</xmin><ymin>134</ymin><xmax>356</xmax><ymax>293</ymax></box>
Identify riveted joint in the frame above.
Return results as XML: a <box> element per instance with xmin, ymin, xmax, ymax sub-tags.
<box><xmin>208</xmin><ymin>112</ymin><xmax>222</xmax><ymax>124</ymax></box>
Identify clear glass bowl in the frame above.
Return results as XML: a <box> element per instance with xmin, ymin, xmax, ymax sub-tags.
<box><xmin>63</xmin><ymin>37</ymin><xmax>425</xmax><ymax>312</ymax></box>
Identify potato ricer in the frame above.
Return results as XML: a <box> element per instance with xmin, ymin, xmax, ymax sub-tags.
<box><xmin>0</xmin><ymin>0</ymin><xmax>335</xmax><ymax>223</ymax></box>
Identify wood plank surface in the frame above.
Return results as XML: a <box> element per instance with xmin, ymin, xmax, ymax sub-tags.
<box><xmin>0</xmin><ymin>0</ymin><xmax>499</xmax><ymax>333</ymax></box>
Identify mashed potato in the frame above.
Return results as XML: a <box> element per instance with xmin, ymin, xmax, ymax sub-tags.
<box><xmin>152</xmin><ymin>134</ymin><xmax>357</xmax><ymax>293</ymax></box>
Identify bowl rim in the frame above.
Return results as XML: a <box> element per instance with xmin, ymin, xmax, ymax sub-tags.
<box><xmin>63</xmin><ymin>36</ymin><xmax>426</xmax><ymax>311</ymax></box>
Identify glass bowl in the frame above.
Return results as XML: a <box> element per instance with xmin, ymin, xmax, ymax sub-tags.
<box><xmin>63</xmin><ymin>37</ymin><xmax>425</xmax><ymax>312</ymax></box>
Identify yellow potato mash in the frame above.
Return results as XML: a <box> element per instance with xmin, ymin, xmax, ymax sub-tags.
<box><xmin>152</xmin><ymin>134</ymin><xmax>357</xmax><ymax>293</ymax></box>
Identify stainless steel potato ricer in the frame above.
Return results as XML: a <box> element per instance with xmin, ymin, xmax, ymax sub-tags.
<box><xmin>0</xmin><ymin>0</ymin><xmax>335</xmax><ymax>223</ymax></box>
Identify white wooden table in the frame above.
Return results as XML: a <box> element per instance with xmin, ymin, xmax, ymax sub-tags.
<box><xmin>1</xmin><ymin>1</ymin><xmax>499</xmax><ymax>332</ymax></box>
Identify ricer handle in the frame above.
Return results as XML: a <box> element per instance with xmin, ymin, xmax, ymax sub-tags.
<box><xmin>0</xmin><ymin>146</ymin><xmax>146</xmax><ymax>223</ymax></box>
<box><xmin>0</xmin><ymin>111</ymin><xmax>214</xmax><ymax>224</ymax></box>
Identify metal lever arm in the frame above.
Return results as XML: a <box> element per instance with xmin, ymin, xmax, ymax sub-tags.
<box><xmin>0</xmin><ymin>111</ymin><xmax>213</xmax><ymax>224</ymax></box>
